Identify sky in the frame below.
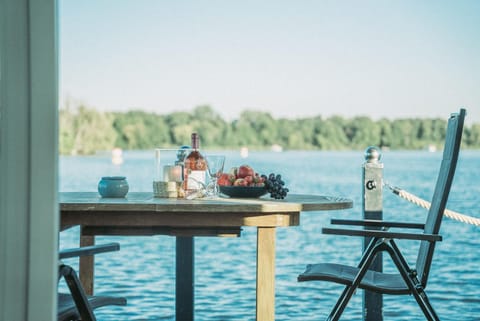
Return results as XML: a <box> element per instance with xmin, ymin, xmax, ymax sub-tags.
<box><xmin>59</xmin><ymin>0</ymin><xmax>480</xmax><ymax>123</ymax></box>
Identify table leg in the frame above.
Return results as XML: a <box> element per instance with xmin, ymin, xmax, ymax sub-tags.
<box><xmin>79</xmin><ymin>228</ymin><xmax>95</xmax><ymax>295</ymax></box>
<box><xmin>176</xmin><ymin>236</ymin><xmax>194</xmax><ymax>321</ymax></box>
<box><xmin>256</xmin><ymin>227</ymin><xmax>276</xmax><ymax>321</ymax></box>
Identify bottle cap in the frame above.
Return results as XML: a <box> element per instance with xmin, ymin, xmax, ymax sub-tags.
<box><xmin>191</xmin><ymin>133</ymin><xmax>199</xmax><ymax>149</ymax></box>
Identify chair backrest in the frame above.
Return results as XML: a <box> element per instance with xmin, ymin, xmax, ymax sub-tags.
<box><xmin>415</xmin><ymin>108</ymin><xmax>465</xmax><ymax>287</ymax></box>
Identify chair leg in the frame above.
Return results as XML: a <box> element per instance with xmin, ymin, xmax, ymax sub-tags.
<box><xmin>326</xmin><ymin>285</ymin><xmax>354</xmax><ymax>321</ymax></box>
<box><xmin>60</xmin><ymin>264</ymin><xmax>96</xmax><ymax>321</ymax></box>
<box><xmin>411</xmin><ymin>287</ymin><xmax>440</xmax><ymax>321</ymax></box>
<box><xmin>325</xmin><ymin>285</ymin><xmax>348</xmax><ymax>321</ymax></box>
<box><xmin>327</xmin><ymin>242</ymin><xmax>383</xmax><ymax>321</ymax></box>
<box><xmin>385</xmin><ymin>243</ymin><xmax>440</xmax><ymax>321</ymax></box>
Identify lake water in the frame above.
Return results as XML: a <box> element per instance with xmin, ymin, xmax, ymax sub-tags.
<box><xmin>59</xmin><ymin>149</ymin><xmax>480</xmax><ymax>321</ymax></box>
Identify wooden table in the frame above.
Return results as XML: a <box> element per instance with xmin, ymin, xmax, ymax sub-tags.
<box><xmin>60</xmin><ymin>192</ymin><xmax>352</xmax><ymax>321</ymax></box>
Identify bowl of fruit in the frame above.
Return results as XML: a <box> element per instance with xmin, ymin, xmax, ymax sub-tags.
<box><xmin>219</xmin><ymin>185</ymin><xmax>268</xmax><ymax>198</ymax></box>
<box><xmin>218</xmin><ymin>165</ymin><xmax>289</xmax><ymax>199</ymax></box>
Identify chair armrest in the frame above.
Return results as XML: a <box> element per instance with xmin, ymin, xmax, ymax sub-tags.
<box><xmin>330</xmin><ymin>219</ymin><xmax>425</xmax><ymax>230</ymax></box>
<box><xmin>59</xmin><ymin>242</ymin><xmax>120</xmax><ymax>259</ymax></box>
<box><xmin>322</xmin><ymin>227</ymin><xmax>442</xmax><ymax>242</ymax></box>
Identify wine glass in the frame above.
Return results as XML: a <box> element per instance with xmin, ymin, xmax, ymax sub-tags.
<box><xmin>205</xmin><ymin>155</ymin><xmax>225</xmax><ymax>197</ymax></box>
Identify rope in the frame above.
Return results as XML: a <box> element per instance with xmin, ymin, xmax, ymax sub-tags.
<box><xmin>385</xmin><ymin>182</ymin><xmax>480</xmax><ymax>227</ymax></box>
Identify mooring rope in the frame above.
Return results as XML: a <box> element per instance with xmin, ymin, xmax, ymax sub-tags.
<box><xmin>385</xmin><ymin>182</ymin><xmax>480</xmax><ymax>227</ymax></box>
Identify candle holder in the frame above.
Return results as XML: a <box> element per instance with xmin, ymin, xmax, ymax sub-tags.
<box><xmin>153</xmin><ymin>148</ymin><xmax>190</xmax><ymax>198</ymax></box>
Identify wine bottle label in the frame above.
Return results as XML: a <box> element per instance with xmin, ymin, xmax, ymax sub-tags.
<box><xmin>187</xmin><ymin>170</ymin><xmax>206</xmax><ymax>190</ymax></box>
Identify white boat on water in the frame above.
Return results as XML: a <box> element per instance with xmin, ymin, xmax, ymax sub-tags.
<box><xmin>240</xmin><ymin>146</ymin><xmax>249</xmax><ymax>158</ymax></box>
<box><xmin>271</xmin><ymin>144</ymin><xmax>283</xmax><ymax>152</ymax></box>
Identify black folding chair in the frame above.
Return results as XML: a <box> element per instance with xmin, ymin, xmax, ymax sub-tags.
<box><xmin>298</xmin><ymin>109</ymin><xmax>466</xmax><ymax>321</ymax></box>
<box><xmin>58</xmin><ymin>243</ymin><xmax>127</xmax><ymax>321</ymax></box>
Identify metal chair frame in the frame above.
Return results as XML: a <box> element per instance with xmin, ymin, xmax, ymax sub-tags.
<box><xmin>58</xmin><ymin>243</ymin><xmax>126</xmax><ymax>321</ymax></box>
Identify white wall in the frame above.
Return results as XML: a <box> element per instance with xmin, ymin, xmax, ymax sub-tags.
<box><xmin>0</xmin><ymin>0</ymin><xmax>59</xmax><ymax>320</ymax></box>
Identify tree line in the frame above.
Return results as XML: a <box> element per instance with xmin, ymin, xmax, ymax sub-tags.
<box><xmin>59</xmin><ymin>105</ymin><xmax>480</xmax><ymax>155</ymax></box>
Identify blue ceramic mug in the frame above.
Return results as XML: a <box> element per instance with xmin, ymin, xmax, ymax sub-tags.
<box><xmin>98</xmin><ymin>176</ymin><xmax>129</xmax><ymax>198</ymax></box>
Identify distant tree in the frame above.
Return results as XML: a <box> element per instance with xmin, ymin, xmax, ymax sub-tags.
<box><xmin>300</xmin><ymin>117</ymin><xmax>320</xmax><ymax>149</ymax></box>
<box><xmin>57</xmin><ymin>104</ymin><xmax>480</xmax><ymax>154</ymax></box>
<box><xmin>190</xmin><ymin>105</ymin><xmax>228</xmax><ymax>147</ymax></box>
<box><xmin>112</xmin><ymin>110</ymin><xmax>170</xmax><ymax>149</ymax></box>
<box><xmin>235</xmin><ymin>111</ymin><xmax>279</xmax><ymax>146</ymax></box>
<box><xmin>70</xmin><ymin>106</ymin><xmax>117</xmax><ymax>154</ymax></box>
<box><xmin>59</xmin><ymin>108</ymin><xmax>76</xmax><ymax>155</ymax></box>
<box><xmin>377</xmin><ymin>118</ymin><xmax>393</xmax><ymax>149</ymax></box>
<box><xmin>314</xmin><ymin>116</ymin><xmax>350</xmax><ymax>150</ymax></box>
<box><xmin>166</xmin><ymin>112</ymin><xmax>195</xmax><ymax>145</ymax></box>
<box><xmin>342</xmin><ymin>116</ymin><xmax>381</xmax><ymax>149</ymax></box>
<box><xmin>278</xmin><ymin>118</ymin><xmax>311</xmax><ymax>149</ymax></box>
<box><xmin>390</xmin><ymin>119</ymin><xmax>416</xmax><ymax>149</ymax></box>
<box><xmin>465</xmin><ymin>123</ymin><xmax>480</xmax><ymax>148</ymax></box>
<box><xmin>232</xmin><ymin>111</ymin><xmax>272</xmax><ymax>147</ymax></box>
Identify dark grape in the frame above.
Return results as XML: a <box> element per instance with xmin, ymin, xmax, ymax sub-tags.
<box><xmin>262</xmin><ymin>172</ymin><xmax>289</xmax><ymax>199</ymax></box>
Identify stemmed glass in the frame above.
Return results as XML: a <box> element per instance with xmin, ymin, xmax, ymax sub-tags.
<box><xmin>205</xmin><ymin>155</ymin><xmax>225</xmax><ymax>197</ymax></box>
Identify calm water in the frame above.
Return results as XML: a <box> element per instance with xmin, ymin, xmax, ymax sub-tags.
<box><xmin>59</xmin><ymin>150</ymin><xmax>480</xmax><ymax>321</ymax></box>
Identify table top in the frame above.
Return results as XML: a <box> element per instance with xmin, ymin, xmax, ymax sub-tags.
<box><xmin>60</xmin><ymin>192</ymin><xmax>353</xmax><ymax>231</ymax></box>
<box><xmin>60</xmin><ymin>192</ymin><xmax>353</xmax><ymax>213</ymax></box>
